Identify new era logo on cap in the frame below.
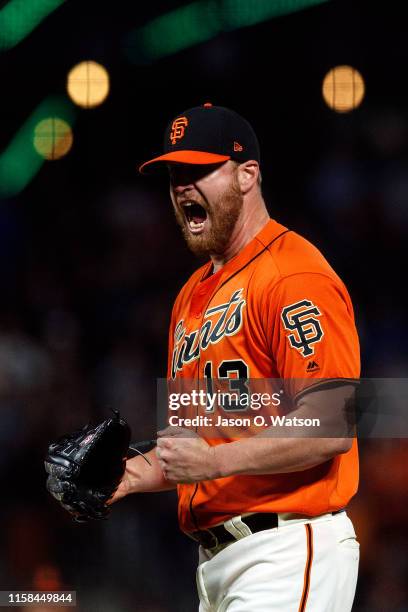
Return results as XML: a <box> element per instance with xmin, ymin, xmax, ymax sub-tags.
<box><xmin>139</xmin><ymin>103</ymin><xmax>260</xmax><ymax>173</ymax></box>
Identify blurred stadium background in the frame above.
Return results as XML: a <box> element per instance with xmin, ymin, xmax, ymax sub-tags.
<box><xmin>1</xmin><ymin>0</ymin><xmax>407</xmax><ymax>610</ymax></box>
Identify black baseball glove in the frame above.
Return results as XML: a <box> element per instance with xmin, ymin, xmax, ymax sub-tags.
<box><xmin>45</xmin><ymin>410</ymin><xmax>131</xmax><ymax>523</ymax></box>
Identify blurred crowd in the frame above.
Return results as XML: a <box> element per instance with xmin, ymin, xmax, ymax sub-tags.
<box><xmin>0</xmin><ymin>105</ymin><xmax>407</xmax><ymax>611</ymax></box>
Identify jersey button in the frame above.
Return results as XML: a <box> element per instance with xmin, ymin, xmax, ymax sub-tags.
<box><xmin>195</xmin><ymin>311</ymin><xmax>202</xmax><ymax>318</ymax></box>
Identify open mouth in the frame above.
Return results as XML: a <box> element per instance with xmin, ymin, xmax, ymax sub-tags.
<box><xmin>182</xmin><ymin>202</ymin><xmax>208</xmax><ymax>234</ymax></box>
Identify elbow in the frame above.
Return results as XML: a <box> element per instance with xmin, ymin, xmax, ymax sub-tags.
<box><xmin>327</xmin><ymin>437</ymin><xmax>353</xmax><ymax>457</ymax></box>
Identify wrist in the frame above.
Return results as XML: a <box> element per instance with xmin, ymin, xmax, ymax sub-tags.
<box><xmin>211</xmin><ymin>443</ymin><xmax>231</xmax><ymax>479</ymax></box>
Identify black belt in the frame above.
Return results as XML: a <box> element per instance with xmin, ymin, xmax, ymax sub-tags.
<box><xmin>190</xmin><ymin>510</ymin><xmax>344</xmax><ymax>550</ymax></box>
<box><xmin>190</xmin><ymin>513</ymin><xmax>279</xmax><ymax>549</ymax></box>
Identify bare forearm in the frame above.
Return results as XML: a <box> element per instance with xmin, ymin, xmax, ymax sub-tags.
<box><xmin>111</xmin><ymin>448</ymin><xmax>176</xmax><ymax>503</ymax></box>
<box><xmin>213</xmin><ymin>435</ymin><xmax>350</xmax><ymax>478</ymax></box>
<box><xmin>213</xmin><ymin>385</ymin><xmax>355</xmax><ymax>477</ymax></box>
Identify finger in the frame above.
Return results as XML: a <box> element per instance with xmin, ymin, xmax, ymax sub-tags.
<box><xmin>158</xmin><ymin>426</ymin><xmax>196</xmax><ymax>439</ymax></box>
<box><xmin>157</xmin><ymin>426</ymin><xmax>181</xmax><ymax>438</ymax></box>
<box><xmin>162</xmin><ymin>467</ymin><xmax>174</xmax><ymax>481</ymax></box>
<box><xmin>156</xmin><ymin>438</ymin><xmax>172</xmax><ymax>451</ymax></box>
<box><xmin>156</xmin><ymin>446</ymin><xmax>171</xmax><ymax>463</ymax></box>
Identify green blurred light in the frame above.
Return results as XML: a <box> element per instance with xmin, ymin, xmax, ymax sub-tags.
<box><xmin>126</xmin><ymin>0</ymin><xmax>330</xmax><ymax>62</ymax></box>
<box><xmin>0</xmin><ymin>0</ymin><xmax>66</xmax><ymax>51</ymax></box>
<box><xmin>0</xmin><ymin>96</ymin><xmax>76</xmax><ymax>198</ymax></box>
<box><xmin>221</xmin><ymin>0</ymin><xmax>329</xmax><ymax>29</ymax></box>
<box><xmin>138</xmin><ymin>0</ymin><xmax>221</xmax><ymax>60</ymax></box>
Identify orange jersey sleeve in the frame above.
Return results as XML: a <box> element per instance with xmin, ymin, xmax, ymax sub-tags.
<box><xmin>263</xmin><ymin>271</ymin><xmax>360</xmax><ymax>398</ymax></box>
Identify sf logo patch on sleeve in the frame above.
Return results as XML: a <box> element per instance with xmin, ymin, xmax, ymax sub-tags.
<box><xmin>281</xmin><ymin>299</ymin><xmax>324</xmax><ymax>357</ymax></box>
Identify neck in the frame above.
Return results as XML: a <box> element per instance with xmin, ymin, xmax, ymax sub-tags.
<box><xmin>210</xmin><ymin>196</ymin><xmax>270</xmax><ymax>273</ymax></box>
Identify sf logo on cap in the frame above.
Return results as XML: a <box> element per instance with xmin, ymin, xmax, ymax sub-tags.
<box><xmin>170</xmin><ymin>117</ymin><xmax>188</xmax><ymax>144</ymax></box>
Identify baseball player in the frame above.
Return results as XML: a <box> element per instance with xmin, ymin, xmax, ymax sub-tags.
<box><xmin>111</xmin><ymin>103</ymin><xmax>360</xmax><ymax>611</ymax></box>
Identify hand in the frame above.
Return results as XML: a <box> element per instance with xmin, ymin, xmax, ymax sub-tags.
<box><xmin>156</xmin><ymin>427</ymin><xmax>220</xmax><ymax>484</ymax></box>
<box><xmin>107</xmin><ymin>471</ymin><xmax>132</xmax><ymax>504</ymax></box>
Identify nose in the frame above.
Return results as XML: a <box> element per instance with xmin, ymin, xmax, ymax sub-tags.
<box><xmin>169</xmin><ymin>168</ymin><xmax>195</xmax><ymax>192</ymax></box>
<box><xmin>172</xmin><ymin>181</ymin><xmax>194</xmax><ymax>194</ymax></box>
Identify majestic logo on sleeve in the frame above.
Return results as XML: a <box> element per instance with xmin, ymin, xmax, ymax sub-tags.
<box><xmin>171</xmin><ymin>289</ymin><xmax>246</xmax><ymax>378</ymax></box>
<box><xmin>281</xmin><ymin>299</ymin><xmax>324</xmax><ymax>357</ymax></box>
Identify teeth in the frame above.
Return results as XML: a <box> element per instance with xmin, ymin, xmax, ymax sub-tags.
<box><xmin>189</xmin><ymin>220</ymin><xmax>204</xmax><ymax>229</ymax></box>
<box><xmin>183</xmin><ymin>202</ymin><xmax>193</xmax><ymax>207</ymax></box>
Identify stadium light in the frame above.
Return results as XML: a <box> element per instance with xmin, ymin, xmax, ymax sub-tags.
<box><xmin>322</xmin><ymin>65</ymin><xmax>365</xmax><ymax>113</ymax></box>
<box><xmin>0</xmin><ymin>96</ymin><xmax>76</xmax><ymax>198</ymax></box>
<box><xmin>33</xmin><ymin>117</ymin><xmax>73</xmax><ymax>160</ymax></box>
<box><xmin>67</xmin><ymin>61</ymin><xmax>110</xmax><ymax>109</ymax></box>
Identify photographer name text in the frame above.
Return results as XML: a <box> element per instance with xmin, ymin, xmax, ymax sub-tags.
<box><xmin>168</xmin><ymin>415</ymin><xmax>321</xmax><ymax>428</ymax></box>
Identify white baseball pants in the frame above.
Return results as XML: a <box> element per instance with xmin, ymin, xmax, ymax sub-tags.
<box><xmin>196</xmin><ymin>511</ymin><xmax>359</xmax><ymax>612</ymax></box>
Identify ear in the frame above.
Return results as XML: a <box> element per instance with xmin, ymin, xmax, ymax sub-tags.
<box><xmin>236</xmin><ymin>161</ymin><xmax>259</xmax><ymax>194</ymax></box>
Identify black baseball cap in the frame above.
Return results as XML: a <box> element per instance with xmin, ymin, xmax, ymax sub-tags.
<box><xmin>139</xmin><ymin>103</ymin><xmax>260</xmax><ymax>173</ymax></box>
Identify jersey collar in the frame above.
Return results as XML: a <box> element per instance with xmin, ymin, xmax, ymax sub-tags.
<box><xmin>200</xmin><ymin>219</ymin><xmax>289</xmax><ymax>287</ymax></box>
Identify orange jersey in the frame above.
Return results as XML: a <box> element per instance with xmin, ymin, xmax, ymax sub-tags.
<box><xmin>167</xmin><ymin>219</ymin><xmax>360</xmax><ymax>534</ymax></box>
